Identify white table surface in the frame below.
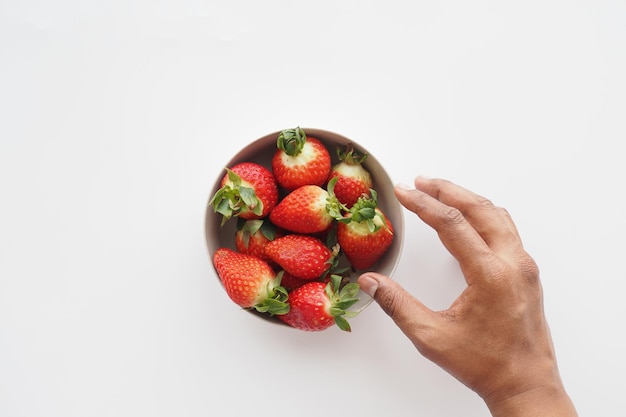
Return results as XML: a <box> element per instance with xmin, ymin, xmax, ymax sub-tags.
<box><xmin>2</xmin><ymin>1</ymin><xmax>624</xmax><ymax>416</ymax></box>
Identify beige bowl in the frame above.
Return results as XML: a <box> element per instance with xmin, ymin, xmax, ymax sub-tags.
<box><xmin>204</xmin><ymin>128</ymin><xmax>404</xmax><ymax>327</ymax></box>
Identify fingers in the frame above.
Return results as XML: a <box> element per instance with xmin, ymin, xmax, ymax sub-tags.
<box><xmin>394</xmin><ymin>184</ymin><xmax>494</xmax><ymax>280</ymax></box>
<box><xmin>412</xmin><ymin>177</ymin><xmax>523</xmax><ymax>253</ymax></box>
<box><xmin>358</xmin><ymin>272</ymin><xmax>440</xmax><ymax>345</ymax></box>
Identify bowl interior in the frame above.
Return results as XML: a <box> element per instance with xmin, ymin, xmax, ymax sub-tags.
<box><xmin>205</xmin><ymin>128</ymin><xmax>404</xmax><ymax>326</ymax></box>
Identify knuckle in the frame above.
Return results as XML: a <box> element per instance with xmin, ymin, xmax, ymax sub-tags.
<box><xmin>518</xmin><ymin>255</ymin><xmax>540</xmax><ymax>285</ymax></box>
<box><xmin>498</xmin><ymin>252</ymin><xmax>540</xmax><ymax>287</ymax></box>
<box><xmin>376</xmin><ymin>287</ymin><xmax>405</xmax><ymax>320</ymax></box>
<box><xmin>475</xmin><ymin>196</ymin><xmax>495</xmax><ymax>210</ymax></box>
<box><xmin>497</xmin><ymin>206</ymin><xmax>511</xmax><ymax>217</ymax></box>
<box><xmin>441</xmin><ymin>206</ymin><xmax>466</xmax><ymax>225</ymax></box>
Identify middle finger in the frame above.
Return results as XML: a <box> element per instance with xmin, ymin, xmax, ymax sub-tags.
<box><xmin>414</xmin><ymin>177</ymin><xmax>523</xmax><ymax>254</ymax></box>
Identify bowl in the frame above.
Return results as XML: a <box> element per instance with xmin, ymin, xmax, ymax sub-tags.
<box><xmin>204</xmin><ymin>127</ymin><xmax>404</xmax><ymax>328</ymax></box>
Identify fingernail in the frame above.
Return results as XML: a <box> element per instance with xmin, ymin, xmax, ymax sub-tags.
<box><xmin>416</xmin><ymin>175</ymin><xmax>431</xmax><ymax>180</ymax></box>
<box><xmin>395</xmin><ymin>183</ymin><xmax>412</xmax><ymax>190</ymax></box>
<box><xmin>358</xmin><ymin>274</ymin><xmax>379</xmax><ymax>297</ymax></box>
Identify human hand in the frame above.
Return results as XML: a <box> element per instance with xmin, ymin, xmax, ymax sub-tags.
<box><xmin>358</xmin><ymin>177</ymin><xmax>577</xmax><ymax>417</ymax></box>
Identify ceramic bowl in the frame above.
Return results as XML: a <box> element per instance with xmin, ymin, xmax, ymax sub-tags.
<box><xmin>204</xmin><ymin>127</ymin><xmax>404</xmax><ymax>327</ymax></box>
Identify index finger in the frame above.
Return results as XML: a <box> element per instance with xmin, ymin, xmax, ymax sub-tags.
<box><xmin>394</xmin><ymin>183</ymin><xmax>494</xmax><ymax>282</ymax></box>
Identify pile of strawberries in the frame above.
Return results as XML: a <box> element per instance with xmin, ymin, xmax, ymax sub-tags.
<box><xmin>210</xmin><ymin>127</ymin><xmax>394</xmax><ymax>332</ymax></box>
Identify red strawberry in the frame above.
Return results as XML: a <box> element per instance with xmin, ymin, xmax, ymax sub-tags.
<box><xmin>336</xmin><ymin>190</ymin><xmax>394</xmax><ymax>270</ymax></box>
<box><xmin>210</xmin><ymin>162</ymin><xmax>279</xmax><ymax>225</ymax></box>
<box><xmin>327</xmin><ymin>143</ymin><xmax>373</xmax><ymax>207</ymax></box>
<box><xmin>234</xmin><ymin>219</ymin><xmax>281</xmax><ymax>264</ymax></box>
<box><xmin>272</xmin><ymin>127</ymin><xmax>331</xmax><ymax>191</ymax></box>
<box><xmin>264</xmin><ymin>234</ymin><xmax>338</xmax><ymax>280</ymax></box>
<box><xmin>279</xmin><ymin>275</ymin><xmax>360</xmax><ymax>332</ymax></box>
<box><xmin>213</xmin><ymin>248</ymin><xmax>289</xmax><ymax>315</ymax></box>
<box><xmin>269</xmin><ymin>184</ymin><xmax>341</xmax><ymax>234</ymax></box>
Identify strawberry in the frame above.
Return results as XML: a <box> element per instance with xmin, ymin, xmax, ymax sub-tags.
<box><xmin>272</xmin><ymin>127</ymin><xmax>331</xmax><ymax>191</ymax></box>
<box><xmin>210</xmin><ymin>162</ymin><xmax>279</xmax><ymax>225</ymax></box>
<box><xmin>327</xmin><ymin>143</ymin><xmax>373</xmax><ymax>207</ymax></box>
<box><xmin>213</xmin><ymin>248</ymin><xmax>289</xmax><ymax>315</ymax></box>
<box><xmin>336</xmin><ymin>190</ymin><xmax>394</xmax><ymax>270</ymax></box>
<box><xmin>264</xmin><ymin>234</ymin><xmax>339</xmax><ymax>280</ymax></box>
<box><xmin>269</xmin><ymin>184</ymin><xmax>341</xmax><ymax>234</ymax></box>
<box><xmin>278</xmin><ymin>275</ymin><xmax>360</xmax><ymax>332</ymax></box>
<box><xmin>234</xmin><ymin>219</ymin><xmax>281</xmax><ymax>264</ymax></box>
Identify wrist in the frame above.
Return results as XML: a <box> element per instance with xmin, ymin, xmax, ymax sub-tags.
<box><xmin>485</xmin><ymin>381</ymin><xmax>577</xmax><ymax>417</ymax></box>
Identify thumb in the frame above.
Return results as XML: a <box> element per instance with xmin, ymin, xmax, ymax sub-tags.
<box><xmin>358</xmin><ymin>272</ymin><xmax>439</xmax><ymax>339</ymax></box>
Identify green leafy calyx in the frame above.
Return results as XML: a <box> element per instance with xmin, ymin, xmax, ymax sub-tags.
<box><xmin>325</xmin><ymin>274</ymin><xmax>360</xmax><ymax>332</ymax></box>
<box><xmin>336</xmin><ymin>143</ymin><xmax>368</xmax><ymax>165</ymax></box>
<box><xmin>277</xmin><ymin>127</ymin><xmax>307</xmax><ymax>157</ymax></box>
<box><xmin>344</xmin><ymin>189</ymin><xmax>387</xmax><ymax>233</ymax></box>
<box><xmin>209</xmin><ymin>168</ymin><xmax>263</xmax><ymax>225</ymax></box>
<box><xmin>253</xmin><ymin>271</ymin><xmax>290</xmax><ymax>316</ymax></box>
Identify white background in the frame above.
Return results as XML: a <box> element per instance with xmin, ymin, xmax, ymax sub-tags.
<box><xmin>1</xmin><ymin>1</ymin><xmax>624</xmax><ymax>416</ymax></box>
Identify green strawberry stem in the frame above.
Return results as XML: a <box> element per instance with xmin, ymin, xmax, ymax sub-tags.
<box><xmin>326</xmin><ymin>176</ymin><xmax>386</xmax><ymax>233</ymax></box>
<box><xmin>210</xmin><ymin>168</ymin><xmax>264</xmax><ymax>225</ymax></box>
<box><xmin>326</xmin><ymin>274</ymin><xmax>360</xmax><ymax>332</ymax></box>
<box><xmin>340</xmin><ymin>189</ymin><xmax>388</xmax><ymax>233</ymax></box>
<box><xmin>276</xmin><ymin>126</ymin><xmax>307</xmax><ymax>156</ymax></box>
<box><xmin>336</xmin><ymin>143</ymin><xmax>368</xmax><ymax>165</ymax></box>
<box><xmin>252</xmin><ymin>271</ymin><xmax>290</xmax><ymax>316</ymax></box>
<box><xmin>236</xmin><ymin>219</ymin><xmax>277</xmax><ymax>249</ymax></box>
<box><xmin>325</xmin><ymin>177</ymin><xmax>349</xmax><ymax>220</ymax></box>
<box><xmin>236</xmin><ymin>218</ymin><xmax>260</xmax><ymax>249</ymax></box>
